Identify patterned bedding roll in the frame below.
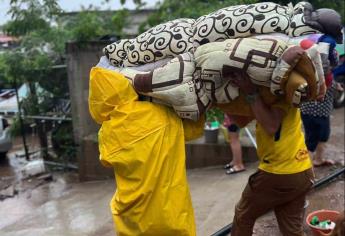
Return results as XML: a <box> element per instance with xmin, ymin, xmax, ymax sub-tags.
<box><xmin>123</xmin><ymin>18</ymin><xmax>195</xmax><ymax>67</ymax></box>
<box><xmin>194</xmin><ymin>37</ymin><xmax>287</xmax><ymax>86</ymax></box>
<box><xmin>96</xmin><ymin>55</ymin><xmax>210</xmax><ymax>121</ymax></box>
<box><xmin>102</xmin><ymin>2</ymin><xmax>341</xmax><ymax>67</ymax></box>
<box><xmin>103</xmin><ymin>39</ymin><xmax>133</xmax><ymax>66</ymax></box>
<box><xmin>192</xmin><ymin>2</ymin><xmax>290</xmax><ymax>47</ymax></box>
<box><xmin>288</xmin><ymin>2</ymin><xmax>320</xmax><ymax>37</ymax></box>
<box><xmin>131</xmin><ymin>53</ymin><xmax>211</xmax><ymax>121</ymax></box>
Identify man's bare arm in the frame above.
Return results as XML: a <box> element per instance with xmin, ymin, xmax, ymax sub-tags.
<box><xmin>249</xmin><ymin>96</ymin><xmax>285</xmax><ymax>136</ymax></box>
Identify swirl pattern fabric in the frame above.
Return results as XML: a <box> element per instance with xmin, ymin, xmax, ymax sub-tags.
<box><xmin>288</xmin><ymin>2</ymin><xmax>319</xmax><ymax>37</ymax></box>
<box><xmin>102</xmin><ymin>2</ymin><xmax>331</xmax><ymax>67</ymax></box>
<box><xmin>192</xmin><ymin>2</ymin><xmax>290</xmax><ymax>47</ymax></box>
<box><xmin>98</xmin><ymin>36</ymin><xmax>320</xmax><ymax>120</ymax></box>
<box><xmin>103</xmin><ymin>39</ymin><xmax>133</xmax><ymax>66</ymax></box>
<box><xmin>125</xmin><ymin>19</ymin><xmax>195</xmax><ymax>66</ymax></box>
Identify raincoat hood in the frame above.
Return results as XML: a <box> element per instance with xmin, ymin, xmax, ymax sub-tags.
<box><xmin>89</xmin><ymin>67</ymin><xmax>138</xmax><ymax>124</ymax></box>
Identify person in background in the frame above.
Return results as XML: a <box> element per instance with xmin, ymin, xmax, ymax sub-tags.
<box><xmin>299</xmin><ymin>37</ymin><xmax>340</xmax><ymax>167</ymax></box>
<box><xmin>227</xmin><ymin>72</ymin><xmax>314</xmax><ymax>236</ymax></box>
<box><xmin>332</xmin><ymin>53</ymin><xmax>345</xmax><ymax>78</ymax></box>
<box><xmin>223</xmin><ymin>114</ymin><xmax>246</xmax><ymax>174</ymax></box>
<box><xmin>300</xmin><ymin>81</ymin><xmax>336</xmax><ymax>167</ymax></box>
<box><xmin>333</xmin><ymin>52</ymin><xmax>344</xmax><ymax>93</ymax></box>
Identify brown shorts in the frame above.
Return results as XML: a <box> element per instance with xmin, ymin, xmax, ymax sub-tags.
<box><xmin>231</xmin><ymin>168</ymin><xmax>314</xmax><ymax>236</ymax></box>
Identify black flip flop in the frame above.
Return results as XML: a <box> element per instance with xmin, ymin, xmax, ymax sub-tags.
<box><xmin>223</xmin><ymin>163</ymin><xmax>233</xmax><ymax>169</ymax></box>
<box><xmin>226</xmin><ymin>167</ymin><xmax>246</xmax><ymax>175</ymax></box>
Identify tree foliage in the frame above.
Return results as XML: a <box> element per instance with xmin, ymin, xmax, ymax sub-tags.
<box><xmin>4</xmin><ymin>0</ymin><xmax>61</xmax><ymax>36</ymax></box>
<box><xmin>0</xmin><ymin>0</ymin><xmax>68</xmax><ymax>159</ymax></box>
<box><xmin>112</xmin><ymin>9</ymin><xmax>130</xmax><ymax>38</ymax></box>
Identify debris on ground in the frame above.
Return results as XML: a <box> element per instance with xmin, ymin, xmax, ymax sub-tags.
<box><xmin>0</xmin><ymin>185</ymin><xmax>17</xmax><ymax>200</ymax></box>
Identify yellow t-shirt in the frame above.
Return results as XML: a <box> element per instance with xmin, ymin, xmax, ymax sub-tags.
<box><xmin>256</xmin><ymin>100</ymin><xmax>312</xmax><ymax>174</ymax></box>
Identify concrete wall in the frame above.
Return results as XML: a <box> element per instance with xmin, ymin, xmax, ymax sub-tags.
<box><xmin>66</xmin><ymin>41</ymin><xmax>109</xmax><ymax>143</ymax></box>
<box><xmin>66</xmin><ymin>41</ymin><xmax>114</xmax><ymax>181</ymax></box>
<box><xmin>80</xmin><ymin>134</ymin><xmax>113</xmax><ymax>181</ymax></box>
<box><xmin>78</xmin><ymin>133</ymin><xmax>257</xmax><ymax>181</ymax></box>
<box><xmin>186</xmin><ymin>140</ymin><xmax>257</xmax><ymax>169</ymax></box>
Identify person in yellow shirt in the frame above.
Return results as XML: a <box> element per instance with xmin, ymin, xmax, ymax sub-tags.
<box><xmin>227</xmin><ymin>72</ymin><xmax>315</xmax><ymax>236</ymax></box>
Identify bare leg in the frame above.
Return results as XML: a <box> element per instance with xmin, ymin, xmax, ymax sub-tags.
<box><xmin>314</xmin><ymin>142</ymin><xmax>325</xmax><ymax>164</ymax></box>
<box><xmin>313</xmin><ymin>142</ymin><xmax>334</xmax><ymax>165</ymax></box>
<box><xmin>229</xmin><ymin>131</ymin><xmax>245</xmax><ymax>171</ymax></box>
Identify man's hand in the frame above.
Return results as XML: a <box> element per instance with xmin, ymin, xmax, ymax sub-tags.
<box><xmin>227</xmin><ymin>72</ymin><xmax>257</xmax><ymax>95</ymax></box>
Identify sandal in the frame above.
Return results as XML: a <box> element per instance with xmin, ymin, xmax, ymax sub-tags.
<box><xmin>226</xmin><ymin>167</ymin><xmax>246</xmax><ymax>175</ymax></box>
<box><xmin>224</xmin><ymin>163</ymin><xmax>233</xmax><ymax>169</ymax></box>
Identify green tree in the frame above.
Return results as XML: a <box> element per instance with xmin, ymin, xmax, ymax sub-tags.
<box><xmin>3</xmin><ymin>0</ymin><xmax>60</xmax><ymax>36</ymax></box>
<box><xmin>112</xmin><ymin>9</ymin><xmax>130</xmax><ymax>38</ymax></box>
<box><xmin>1</xmin><ymin>0</ymin><xmax>65</xmax><ymax>159</ymax></box>
<box><xmin>0</xmin><ymin>0</ymin><xmax>130</xmax><ymax>160</ymax></box>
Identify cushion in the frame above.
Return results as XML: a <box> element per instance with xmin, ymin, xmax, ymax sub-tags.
<box><xmin>124</xmin><ymin>18</ymin><xmax>195</xmax><ymax>67</ymax></box>
<box><xmin>103</xmin><ymin>39</ymin><xmax>133</xmax><ymax>66</ymax></box>
<box><xmin>132</xmin><ymin>53</ymin><xmax>211</xmax><ymax>121</ymax></box>
<box><xmin>194</xmin><ymin>37</ymin><xmax>287</xmax><ymax>89</ymax></box>
<box><xmin>288</xmin><ymin>2</ymin><xmax>320</xmax><ymax>37</ymax></box>
<box><xmin>192</xmin><ymin>2</ymin><xmax>290</xmax><ymax>47</ymax></box>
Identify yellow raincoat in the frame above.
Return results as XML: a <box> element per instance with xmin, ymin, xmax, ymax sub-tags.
<box><xmin>89</xmin><ymin>67</ymin><xmax>203</xmax><ymax>236</ymax></box>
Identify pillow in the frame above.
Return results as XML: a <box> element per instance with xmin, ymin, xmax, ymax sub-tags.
<box><xmin>124</xmin><ymin>18</ymin><xmax>195</xmax><ymax>66</ymax></box>
<box><xmin>103</xmin><ymin>39</ymin><xmax>133</xmax><ymax>66</ymax></box>
<box><xmin>133</xmin><ymin>53</ymin><xmax>195</xmax><ymax>93</ymax></box>
<box><xmin>192</xmin><ymin>2</ymin><xmax>290</xmax><ymax>47</ymax></box>
<box><xmin>194</xmin><ymin>37</ymin><xmax>287</xmax><ymax>88</ymax></box>
<box><xmin>132</xmin><ymin>53</ymin><xmax>211</xmax><ymax>121</ymax></box>
<box><xmin>288</xmin><ymin>2</ymin><xmax>320</xmax><ymax>37</ymax></box>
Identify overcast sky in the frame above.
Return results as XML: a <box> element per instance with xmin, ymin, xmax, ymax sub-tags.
<box><xmin>0</xmin><ymin>0</ymin><xmax>160</xmax><ymax>25</ymax></box>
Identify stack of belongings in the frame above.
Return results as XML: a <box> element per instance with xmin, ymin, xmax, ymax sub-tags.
<box><xmin>97</xmin><ymin>1</ymin><xmax>342</xmax><ymax>120</ymax></box>
<box><xmin>89</xmin><ymin>2</ymin><xmax>342</xmax><ymax>235</ymax></box>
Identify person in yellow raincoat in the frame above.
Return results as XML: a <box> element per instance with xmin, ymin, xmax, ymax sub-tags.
<box><xmin>89</xmin><ymin>65</ymin><xmax>203</xmax><ymax>236</ymax></box>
